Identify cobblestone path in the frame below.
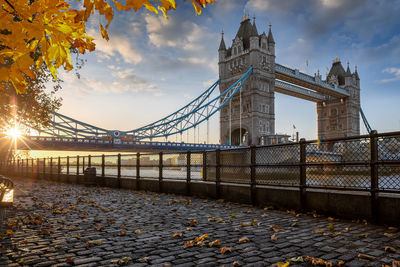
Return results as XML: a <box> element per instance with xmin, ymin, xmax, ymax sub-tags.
<box><xmin>1</xmin><ymin>177</ymin><xmax>400</xmax><ymax>267</ymax></box>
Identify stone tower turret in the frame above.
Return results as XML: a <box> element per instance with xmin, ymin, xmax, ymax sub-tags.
<box><xmin>317</xmin><ymin>58</ymin><xmax>361</xmax><ymax>139</ymax></box>
<box><xmin>218</xmin><ymin>14</ymin><xmax>276</xmax><ymax>145</ymax></box>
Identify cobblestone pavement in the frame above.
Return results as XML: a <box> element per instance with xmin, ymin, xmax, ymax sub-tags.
<box><xmin>1</xmin><ymin>177</ymin><xmax>400</xmax><ymax>267</ymax></box>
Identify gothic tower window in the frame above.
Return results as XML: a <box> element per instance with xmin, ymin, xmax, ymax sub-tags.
<box><xmin>234</xmin><ymin>47</ymin><xmax>237</xmax><ymax>55</ymax></box>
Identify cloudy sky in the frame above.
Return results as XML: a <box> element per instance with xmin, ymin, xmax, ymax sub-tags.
<box><xmin>55</xmin><ymin>0</ymin><xmax>400</xmax><ymax>143</ymax></box>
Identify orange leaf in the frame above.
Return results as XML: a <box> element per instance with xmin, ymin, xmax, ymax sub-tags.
<box><xmin>209</xmin><ymin>239</ymin><xmax>221</xmax><ymax>247</ymax></box>
<box><xmin>220</xmin><ymin>246</ymin><xmax>232</xmax><ymax>254</ymax></box>
<box><xmin>6</xmin><ymin>229</ymin><xmax>15</xmax><ymax>235</ymax></box>
<box><xmin>238</xmin><ymin>236</ymin><xmax>249</xmax><ymax>243</ymax></box>
<box><xmin>173</xmin><ymin>233</ymin><xmax>182</xmax><ymax>237</ymax></box>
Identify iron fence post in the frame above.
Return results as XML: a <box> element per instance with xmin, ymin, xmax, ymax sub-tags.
<box><xmin>101</xmin><ymin>154</ymin><xmax>105</xmax><ymax>177</ymax></box>
<box><xmin>88</xmin><ymin>155</ymin><xmax>91</xmax><ymax>168</ymax></box>
<box><xmin>36</xmin><ymin>158</ymin><xmax>39</xmax><ymax>178</ymax></box>
<box><xmin>66</xmin><ymin>156</ymin><xmax>70</xmax><ymax>176</ymax></box>
<box><xmin>31</xmin><ymin>158</ymin><xmax>34</xmax><ymax>178</ymax></box>
<box><xmin>17</xmin><ymin>159</ymin><xmax>20</xmax><ymax>176</ymax></box>
<box><xmin>299</xmin><ymin>138</ymin><xmax>307</xmax><ymax>211</ymax></box>
<box><xmin>216</xmin><ymin>149</ymin><xmax>221</xmax><ymax>199</ymax></box>
<box><xmin>58</xmin><ymin>156</ymin><xmax>61</xmax><ymax>180</ymax></box>
<box><xmin>136</xmin><ymin>153</ymin><xmax>140</xmax><ymax>190</ymax></box>
<box><xmin>250</xmin><ymin>145</ymin><xmax>257</xmax><ymax>206</ymax></box>
<box><xmin>77</xmin><ymin>155</ymin><xmax>80</xmax><ymax>178</ymax></box>
<box><xmin>159</xmin><ymin>152</ymin><xmax>163</xmax><ymax>193</ymax></box>
<box><xmin>26</xmin><ymin>158</ymin><xmax>29</xmax><ymax>177</ymax></box>
<box><xmin>82</xmin><ymin>156</ymin><xmax>85</xmax><ymax>174</ymax></box>
<box><xmin>187</xmin><ymin>151</ymin><xmax>191</xmax><ymax>196</ymax></box>
<box><xmin>370</xmin><ymin>130</ymin><xmax>379</xmax><ymax>223</ymax></box>
<box><xmin>50</xmin><ymin>157</ymin><xmax>53</xmax><ymax>179</ymax></box>
<box><xmin>202</xmin><ymin>151</ymin><xmax>207</xmax><ymax>181</ymax></box>
<box><xmin>118</xmin><ymin>153</ymin><xmax>121</xmax><ymax>188</ymax></box>
<box><xmin>43</xmin><ymin>158</ymin><xmax>46</xmax><ymax>179</ymax></box>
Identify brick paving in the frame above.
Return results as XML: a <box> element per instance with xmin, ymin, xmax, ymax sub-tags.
<box><xmin>1</xmin><ymin>177</ymin><xmax>400</xmax><ymax>266</ymax></box>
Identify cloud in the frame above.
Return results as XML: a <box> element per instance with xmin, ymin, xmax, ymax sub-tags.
<box><xmin>380</xmin><ymin>68</ymin><xmax>400</xmax><ymax>83</ymax></box>
<box><xmin>144</xmin><ymin>14</ymin><xmax>218</xmax><ymax>73</ymax></box>
<box><xmin>61</xmin><ymin>70</ymin><xmax>161</xmax><ymax>96</ymax></box>
<box><xmin>88</xmin><ymin>29</ymin><xmax>143</xmax><ymax>64</ymax></box>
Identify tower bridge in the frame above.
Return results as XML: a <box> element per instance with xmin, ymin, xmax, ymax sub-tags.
<box><xmin>12</xmin><ymin>14</ymin><xmax>371</xmax><ymax>151</ymax></box>
<box><xmin>218</xmin><ymin>13</ymin><xmax>361</xmax><ymax>146</ymax></box>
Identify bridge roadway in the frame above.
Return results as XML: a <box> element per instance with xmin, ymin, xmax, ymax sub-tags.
<box><xmin>18</xmin><ymin>136</ymin><xmax>238</xmax><ymax>152</ymax></box>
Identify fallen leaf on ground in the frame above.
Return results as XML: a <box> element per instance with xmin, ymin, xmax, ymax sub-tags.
<box><xmin>135</xmin><ymin>229</ymin><xmax>141</xmax><ymax>235</ymax></box>
<box><xmin>188</xmin><ymin>219</ymin><xmax>197</xmax><ymax>226</ymax></box>
<box><xmin>357</xmin><ymin>233</ymin><xmax>368</xmax><ymax>238</ymax></box>
<box><xmin>65</xmin><ymin>258</ymin><xmax>73</xmax><ymax>263</ymax></box>
<box><xmin>119</xmin><ymin>230</ymin><xmax>127</xmax><ymax>236</ymax></box>
<box><xmin>86</xmin><ymin>240</ymin><xmax>103</xmax><ymax>247</ymax></box>
<box><xmin>233</xmin><ymin>261</ymin><xmax>241</xmax><ymax>266</ymax></box>
<box><xmin>240</xmin><ymin>222</ymin><xmax>252</xmax><ymax>227</ymax></box>
<box><xmin>388</xmin><ymin>227</ymin><xmax>399</xmax><ymax>231</ymax></box>
<box><xmin>194</xmin><ymin>234</ymin><xmax>208</xmax><ymax>242</ymax></box>
<box><xmin>231</xmin><ymin>213</ymin><xmax>236</xmax><ymax>217</ymax></box>
<box><xmin>327</xmin><ymin>224</ymin><xmax>335</xmax><ymax>231</ymax></box>
<box><xmin>184</xmin><ymin>241</ymin><xmax>194</xmax><ymax>248</ymax></box>
<box><xmin>384</xmin><ymin>246</ymin><xmax>397</xmax><ymax>253</ymax></box>
<box><xmin>271</xmin><ymin>234</ymin><xmax>277</xmax><ymax>241</ymax></box>
<box><xmin>358</xmin><ymin>254</ymin><xmax>375</xmax><ymax>261</ymax></box>
<box><xmin>95</xmin><ymin>225</ymin><xmax>102</xmax><ymax>231</ymax></box>
<box><xmin>328</xmin><ymin>217</ymin><xmax>335</xmax><ymax>221</ymax></box>
<box><xmin>39</xmin><ymin>229</ymin><xmax>52</xmax><ymax>235</ymax></box>
<box><xmin>337</xmin><ymin>260</ymin><xmax>345</xmax><ymax>266</ymax></box>
<box><xmin>173</xmin><ymin>233</ymin><xmax>182</xmax><ymax>237</ymax></box>
<box><xmin>6</xmin><ymin>229</ymin><xmax>15</xmax><ymax>235</ymax></box>
<box><xmin>111</xmin><ymin>257</ymin><xmax>132</xmax><ymax>265</ymax></box>
<box><xmin>209</xmin><ymin>239</ymin><xmax>221</xmax><ymax>247</ymax></box>
<box><xmin>138</xmin><ymin>257</ymin><xmax>150</xmax><ymax>263</ymax></box>
<box><xmin>384</xmin><ymin>233</ymin><xmax>395</xmax><ymax>237</ymax></box>
<box><xmin>220</xmin><ymin>246</ymin><xmax>232</xmax><ymax>254</ymax></box>
<box><xmin>238</xmin><ymin>237</ymin><xmax>249</xmax><ymax>243</ymax></box>
<box><xmin>270</xmin><ymin>225</ymin><xmax>284</xmax><ymax>232</ymax></box>
<box><xmin>68</xmin><ymin>227</ymin><xmax>77</xmax><ymax>231</ymax></box>
<box><xmin>314</xmin><ymin>229</ymin><xmax>324</xmax><ymax>234</ymax></box>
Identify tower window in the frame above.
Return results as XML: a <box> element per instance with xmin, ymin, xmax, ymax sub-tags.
<box><xmin>238</xmin><ymin>46</ymin><xmax>242</xmax><ymax>53</ymax></box>
<box><xmin>234</xmin><ymin>47</ymin><xmax>237</xmax><ymax>55</ymax></box>
<box><xmin>262</xmin><ymin>42</ymin><xmax>266</xmax><ymax>49</ymax></box>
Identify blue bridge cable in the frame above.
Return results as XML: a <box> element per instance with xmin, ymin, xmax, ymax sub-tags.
<box><xmin>36</xmin><ymin>68</ymin><xmax>252</xmax><ymax>140</ymax></box>
<box><xmin>360</xmin><ymin>107</ymin><xmax>372</xmax><ymax>133</ymax></box>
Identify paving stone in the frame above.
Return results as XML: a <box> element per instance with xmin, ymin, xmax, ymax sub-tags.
<box><xmin>1</xmin><ymin>176</ymin><xmax>398</xmax><ymax>267</ymax></box>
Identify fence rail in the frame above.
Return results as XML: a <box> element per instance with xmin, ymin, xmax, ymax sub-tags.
<box><xmin>1</xmin><ymin>130</ymin><xmax>400</xmax><ymax>221</ymax></box>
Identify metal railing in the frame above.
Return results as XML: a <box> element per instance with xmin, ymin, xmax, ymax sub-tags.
<box><xmin>1</xmin><ymin>130</ymin><xmax>400</xmax><ymax>219</ymax></box>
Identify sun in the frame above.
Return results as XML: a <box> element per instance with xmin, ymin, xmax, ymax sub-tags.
<box><xmin>6</xmin><ymin>127</ymin><xmax>22</xmax><ymax>140</ymax></box>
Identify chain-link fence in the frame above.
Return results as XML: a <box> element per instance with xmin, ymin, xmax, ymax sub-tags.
<box><xmin>3</xmin><ymin>131</ymin><xmax>400</xmax><ymax>193</ymax></box>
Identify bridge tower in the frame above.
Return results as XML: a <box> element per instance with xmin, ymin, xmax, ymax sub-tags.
<box><xmin>317</xmin><ymin>58</ymin><xmax>360</xmax><ymax>139</ymax></box>
<box><xmin>218</xmin><ymin>14</ymin><xmax>275</xmax><ymax>145</ymax></box>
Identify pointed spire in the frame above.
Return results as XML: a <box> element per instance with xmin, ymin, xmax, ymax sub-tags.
<box><xmin>250</xmin><ymin>15</ymin><xmax>258</xmax><ymax>37</ymax></box>
<box><xmin>241</xmin><ymin>8</ymin><xmax>249</xmax><ymax>22</ymax></box>
<box><xmin>218</xmin><ymin>30</ymin><xmax>226</xmax><ymax>51</ymax></box>
<box><xmin>345</xmin><ymin>61</ymin><xmax>352</xmax><ymax>77</ymax></box>
<box><xmin>267</xmin><ymin>24</ymin><xmax>275</xmax><ymax>44</ymax></box>
<box><xmin>353</xmin><ymin>65</ymin><xmax>360</xmax><ymax>80</ymax></box>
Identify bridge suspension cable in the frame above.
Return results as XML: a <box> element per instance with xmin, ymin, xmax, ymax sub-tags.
<box><xmin>360</xmin><ymin>107</ymin><xmax>372</xmax><ymax>133</ymax></box>
<box><xmin>33</xmin><ymin>67</ymin><xmax>253</xmax><ymax>141</ymax></box>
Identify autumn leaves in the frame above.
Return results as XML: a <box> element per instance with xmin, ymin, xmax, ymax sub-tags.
<box><xmin>0</xmin><ymin>0</ymin><xmax>216</xmax><ymax>93</ymax></box>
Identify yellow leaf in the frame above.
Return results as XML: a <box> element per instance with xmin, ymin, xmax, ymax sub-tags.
<box><xmin>271</xmin><ymin>234</ymin><xmax>277</xmax><ymax>241</ymax></box>
<box><xmin>100</xmin><ymin>24</ymin><xmax>109</xmax><ymax>40</ymax></box>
